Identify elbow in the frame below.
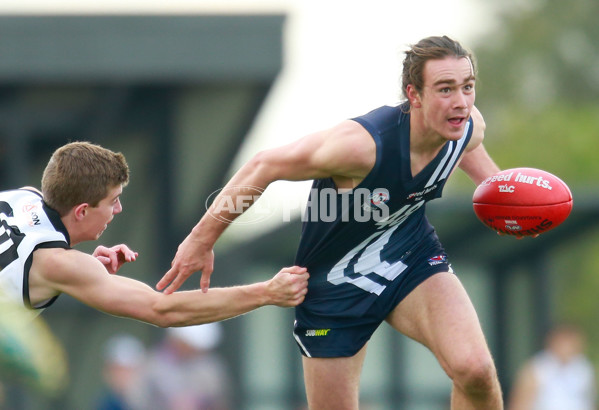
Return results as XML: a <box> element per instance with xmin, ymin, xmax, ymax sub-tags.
<box><xmin>248</xmin><ymin>150</ymin><xmax>291</xmax><ymax>184</ymax></box>
<box><xmin>148</xmin><ymin>311</ymin><xmax>175</xmax><ymax>329</ymax></box>
<box><xmin>153</xmin><ymin>316</ymin><xmax>174</xmax><ymax>329</ymax></box>
<box><xmin>247</xmin><ymin>152</ymin><xmax>273</xmax><ymax>183</ymax></box>
<box><xmin>148</xmin><ymin>299</ymin><xmax>183</xmax><ymax>328</ymax></box>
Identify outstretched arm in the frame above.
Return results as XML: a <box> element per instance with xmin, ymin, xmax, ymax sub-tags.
<box><xmin>32</xmin><ymin>248</ymin><xmax>309</xmax><ymax>327</ymax></box>
<box><xmin>158</xmin><ymin>120</ymin><xmax>376</xmax><ymax>294</ymax></box>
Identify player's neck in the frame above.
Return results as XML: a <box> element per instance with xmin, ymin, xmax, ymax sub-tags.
<box><xmin>409</xmin><ymin>111</ymin><xmax>446</xmax><ymax>153</ymax></box>
<box><xmin>60</xmin><ymin>215</ymin><xmax>85</xmax><ymax>246</ymax></box>
<box><xmin>409</xmin><ymin>115</ymin><xmax>446</xmax><ymax>177</ymax></box>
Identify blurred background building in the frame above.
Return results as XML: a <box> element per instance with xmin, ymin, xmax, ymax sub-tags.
<box><xmin>1</xmin><ymin>1</ymin><xmax>598</xmax><ymax>409</ymax></box>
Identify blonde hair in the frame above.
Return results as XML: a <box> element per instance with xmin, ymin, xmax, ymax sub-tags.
<box><xmin>41</xmin><ymin>142</ymin><xmax>129</xmax><ymax>215</ymax></box>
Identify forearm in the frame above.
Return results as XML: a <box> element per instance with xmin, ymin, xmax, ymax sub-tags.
<box><xmin>197</xmin><ymin>157</ymin><xmax>273</xmax><ymax>245</ymax></box>
<box><xmin>63</xmin><ymin>265</ymin><xmax>278</xmax><ymax>328</ymax></box>
<box><xmin>151</xmin><ymin>282</ymin><xmax>271</xmax><ymax>327</ymax></box>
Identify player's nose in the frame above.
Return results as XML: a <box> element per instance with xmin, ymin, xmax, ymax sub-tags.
<box><xmin>114</xmin><ymin>199</ymin><xmax>123</xmax><ymax>214</ymax></box>
<box><xmin>453</xmin><ymin>91</ymin><xmax>468</xmax><ymax>109</ymax></box>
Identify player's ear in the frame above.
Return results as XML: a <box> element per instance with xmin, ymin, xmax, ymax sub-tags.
<box><xmin>406</xmin><ymin>84</ymin><xmax>421</xmax><ymax>108</ymax></box>
<box><xmin>73</xmin><ymin>203</ymin><xmax>89</xmax><ymax>221</ymax></box>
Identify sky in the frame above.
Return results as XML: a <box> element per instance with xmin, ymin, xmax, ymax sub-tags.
<box><xmin>0</xmin><ymin>0</ymin><xmax>499</xmax><ymax>240</ymax></box>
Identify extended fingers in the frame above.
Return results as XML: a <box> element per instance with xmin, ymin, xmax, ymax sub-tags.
<box><xmin>157</xmin><ymin>266</ymin><xmax>179</xmax><ymax>291</ymax></box>
<box><xmin>164</xmin><ymin>271</ymin><xmax>192</xmax><ymax>294</ymax></box>
<box><xmin>161</xmin><ymin>263</ymin><xmax>203</xmax><ymax>294</ymax></box>
<box><xmin>199</xmin><ymin>268</ymin><xmax>214</xmax><ymax>293</ymax></box>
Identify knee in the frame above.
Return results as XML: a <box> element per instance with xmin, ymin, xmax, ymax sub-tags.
<box><xmin>448</xmin><ymin>351</ymin><xmax>498</xmax><ymax>394</ymax></box>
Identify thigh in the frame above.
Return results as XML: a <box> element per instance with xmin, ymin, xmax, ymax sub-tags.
<box><xmin>385</xmin><ymin>272</ymin><xmax>490</xmax><ymax>374</ymax></box>
<box><xmin>302</xmin><ymin>345</ymin><xmax>367</xmax><ymax>410</ymax></box>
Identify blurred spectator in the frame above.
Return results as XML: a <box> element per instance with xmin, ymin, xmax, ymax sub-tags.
<box><xmin>133</xmin><ymin>323</ymin><xmax>231</xmax><ymax>410</ymax></box>
<box><xmin>96</xmin><ymin>334</ymin><xmax>146</xmax><ymax>410</ymax></box>
<box><xmin>508</xmin><ymin>323</ymin><xmax>596</xmax><ymax>410</ymax></box>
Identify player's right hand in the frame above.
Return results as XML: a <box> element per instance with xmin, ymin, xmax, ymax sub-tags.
<box><xmin>267</xmin><ymin>266</ymin><xmax>309</xmax><ymax>307</ymax></box>
<box><xmin>157</xmin><ymin>232</ymin><xmax>214</xmax><ymax>294</ymax></box>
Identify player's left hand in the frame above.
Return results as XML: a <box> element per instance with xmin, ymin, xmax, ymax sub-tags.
<box><xmin>93</xmin><ymin>244</ymin><xmax>138</xmax><ymax>274</ymax></box>
<box><xmin>266</xmin><ymin>266</ymin><xmax>310</xmax><ymax>307</ymax></box>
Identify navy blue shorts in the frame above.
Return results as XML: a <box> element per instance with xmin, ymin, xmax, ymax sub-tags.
<box><xmin>293</xmin><ymin>240</ymin><xmax>453</xmax><ymax>358</ymax></box>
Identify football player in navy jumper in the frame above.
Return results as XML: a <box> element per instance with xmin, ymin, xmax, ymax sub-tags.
<box><xmin>160</xmin><ymin>36</ymin><xmax>503</xmax><ymax>409</ymax></box>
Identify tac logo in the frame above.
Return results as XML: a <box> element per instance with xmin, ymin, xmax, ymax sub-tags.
<box><xmin>498</xmin><ymin>184</ymin><xmax>515</xmax><ymax>193</ymax></box>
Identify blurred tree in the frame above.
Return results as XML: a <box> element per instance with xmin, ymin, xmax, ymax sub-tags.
<box><xmin>470</xmin><ymin>0</ymin><xmax>599</xmax><ymax>185</ymax></box>
<box><xmin>475</xmin><ymin>0</ymin><xmax>599</xmax><ymax>107</ymax></box>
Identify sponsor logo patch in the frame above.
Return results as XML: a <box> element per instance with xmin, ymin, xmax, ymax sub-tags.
<box><xmin>428</xmin><ymin>255</ymin><xmax>447</xmax><ymax>266</ymax></box>
<box><xmin>305</xmin><ymin>329</ymin><xmax>331</xmax><ymax>337</ymax></box>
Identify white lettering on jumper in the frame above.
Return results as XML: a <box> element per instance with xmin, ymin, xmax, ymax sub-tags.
<box><xmin>375</xmin><ymin>200</ymin><xmax>425</xmax><ymax>230</ymax></box>
<box><xmin>406</xmin><ymin>184</ymin><xmax>438</xmax><ymax>201</ymax></box>
<box><xmin>326</xmin><ymin>200</ymin><xmax>424</xmax><ymax>295</ymax></box>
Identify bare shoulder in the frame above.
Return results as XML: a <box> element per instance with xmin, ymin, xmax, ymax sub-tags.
<box><xmin>254</xmin><ymin>119</ymin><xmax>376</xmax><ymax>182</ymax></box>
<box><xmin>28</xmin><ymin>248</ymin><xmax>90</xmax><ymax>305</ymax></box>
<box><xmin>331</xmin><ymin>118</ymin><xmax>374</xmax><ymax>143</ymax></box>
<box><xmin>31</xmin><ymin>248</ymin><xmax>100</xmax><ymax>286</ymax></box>
<box><xmin>317</xmin><ymin>119</ymin><xmax>376</xmax><ymax>179</ymax></box>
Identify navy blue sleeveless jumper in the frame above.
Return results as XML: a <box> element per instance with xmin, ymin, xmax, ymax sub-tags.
<box><xmin>293</xmin><ymin>104</ymin><xmax>473</xmax><ymax>357</ymax></box>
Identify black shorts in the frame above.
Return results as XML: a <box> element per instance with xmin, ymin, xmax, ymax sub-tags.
<box><xmin>293</xmin><ymin>240</ymin><xmax>452</xmax><ymax>358</ymax></box>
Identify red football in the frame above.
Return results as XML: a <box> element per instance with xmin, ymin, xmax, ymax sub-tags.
<box><xmin>472</xmin><ymin>168</ymin><xmax>573</xmax><ymax>236</ymax></box>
